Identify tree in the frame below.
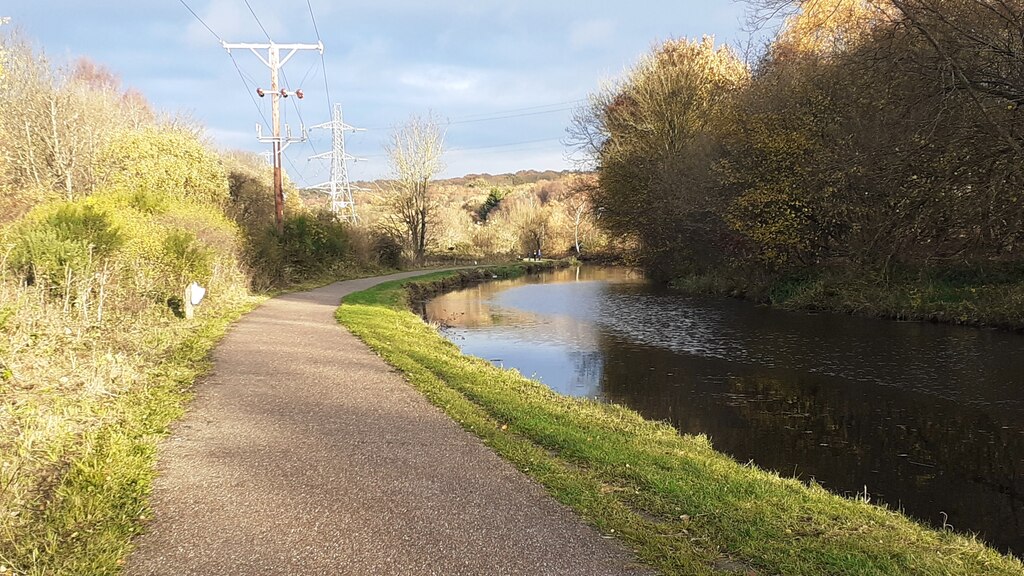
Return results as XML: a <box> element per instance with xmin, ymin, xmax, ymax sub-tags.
<box><xmin>570</xmin><ymin>37</ymin><xmax>749</xmax><ymax>277</ymax></box>
<box><xmin>378</xmin><ymin>115</ymin><xmax>445</xmax><ymax>265</ymax></box>
<box><xmin>497</xmin><ymin>192</ymin><xmax>551</xmax><ymax>258</ymax></box>
<box><xmin>728</xmin><ymin>0</ymin><xmax>1024</xmax><ymax>271</ymax></box>
<box><xmin>475</xmin><ymin>186</ymin><xmax>507</xmax><ymax>222</ymax></box>
<box><xmin>0</xmin><ymin>36</ymin><xmax>156</xmax><ymax>213</ymax></box>
<box><xmin>559</xmin><ymin>174</ymin><xmax>599</xmax><ymax>256</ymax></box>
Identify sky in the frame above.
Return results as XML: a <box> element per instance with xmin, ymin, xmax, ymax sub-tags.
<box><xmin>6</xmin><ymin>1</ymin><xmax>753</xmax><ymax>184</ymax></box>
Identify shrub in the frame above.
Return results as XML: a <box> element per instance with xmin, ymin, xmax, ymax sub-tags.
<box><xmin>10</xmin><ymin>203</ymin><xmax>123</xmax><ymax>288</ymax></box>
<box><xmin>160</xmin><ymin>230</ymin><xmax>214</xmax><ymax>288</ymax></box>
<box><xmin>241</xmin><ymin>212</ymin><xmax>355</xmax><ymax>289</ymax></box>
<box><xmin>245</xmin><ymin>227</ymin><xmax>288</xmax><ymax>291</ymax></box>
<box><xmin>372</xmin><ymin>233</ymin><xmax>403</xmax><ymax>269</ymax></box>
<box><xmin>279</xmin><ymin>212</ymin><xmax>350</xmax><ymax>274</ymax></box>
<box><xmin>94</xmin><ymin>127</ymin><xmax>229</xmax><ymax>206</ymax></box>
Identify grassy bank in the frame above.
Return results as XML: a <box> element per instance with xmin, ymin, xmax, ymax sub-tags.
<box><xmin>337</xmin><ymin>267</ymin><xmax>1024</xmax><ymax>576</ymax></box>
<box><xmin>0</xmin><ymin>193</ymin><xmax>386</xmax><ymax>574</ymax></box>
<box><xmin>0</xmin><ymin>263</ymin><xmax>391</xmax><ymax>575</ymax></box>
<box><xmin>672</xmin><ymin>265</ymin><xmax>1024</xmax><ymax>330</ymax></box>
<box><xmin>0</xmin><ymin>294</ymin><xmax>260</xmax><ymax>575</ymax></box>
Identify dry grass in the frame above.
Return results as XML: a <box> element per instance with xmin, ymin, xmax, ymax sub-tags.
<box><xmin>0</xmin><ymin>245</ymin><xmax>259</xmax><ymax>574</ymax></box>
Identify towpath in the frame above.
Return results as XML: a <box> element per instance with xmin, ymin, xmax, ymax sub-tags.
<box><xmin>126</xmin><ymin>271</ymin><xmax>650</xmax><ymax>575</ymax></box>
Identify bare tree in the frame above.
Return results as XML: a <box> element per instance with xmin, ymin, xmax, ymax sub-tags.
<box><xmin>499</xmin><ymin>193</ymin><xmax>551</xmax><ymax>258</ymax></box>
<box><xmin>560</xmin><ymin>174</ymin><xmax>599</xmax><ymax>256</ymax></box>
<box><xmin>378</xmin><ymin>115</ymin><xmax>445</xmax><ymax>265</ymax></box>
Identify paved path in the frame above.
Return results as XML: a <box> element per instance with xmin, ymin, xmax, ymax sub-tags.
<box><xmin>126</xmin><ymin>271</ymin><xmax>651</xmax><ymax>575</ymax></box>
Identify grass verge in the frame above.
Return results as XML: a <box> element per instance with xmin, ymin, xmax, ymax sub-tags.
<box><xmin>0</xmin><ymin>264</ymin><xmax>383</xmax><ymax>575</ymax></box>
<box><xmin>0</xmin><ymin>296</ymin><xmax>261</xmax><ymax>576</ymax></box>
<box><xmin>336</xmin><ymin>267</ymin><xmax>1024</xmax><ymax>576</ymax></box>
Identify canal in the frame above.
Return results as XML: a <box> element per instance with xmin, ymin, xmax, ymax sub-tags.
<box><xmin>421</xmin><ymin>266</ymin><xmax>1024</xmax><ymax>554</ymax></box>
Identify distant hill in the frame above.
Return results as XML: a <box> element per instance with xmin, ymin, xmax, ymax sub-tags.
<box><xmin>353</xmin><ymin>169</ymin><xmax>577</xmax><ymax>189</ymax></box>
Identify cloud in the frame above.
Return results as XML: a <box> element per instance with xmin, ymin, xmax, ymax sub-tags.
<box><xmin>569</xmin><ymin>19</ymin><xmax>615</xmax><ymax>51</ymax></box>
<box><xmin>398</xmin><ymin>65</ymin><xmax>482</xmax><ymax>95</ymax></box>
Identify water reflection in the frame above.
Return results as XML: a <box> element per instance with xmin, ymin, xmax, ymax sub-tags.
<box><xmin>421</xmin><ymin>267</ymin><xmax>1024</xmax><ymax>554</ymax></box>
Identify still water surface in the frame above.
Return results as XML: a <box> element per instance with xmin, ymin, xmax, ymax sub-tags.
<box><xmin>421</xmin><ymin>267</ymin><xmax>1024</xmax><ymax>554</ymax></box>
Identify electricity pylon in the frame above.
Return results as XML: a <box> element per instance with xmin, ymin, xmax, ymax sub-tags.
<box><xmin>308</xmin><ymin>103</ymin><xmax>364</xmax><ymax>222</ymax></box>
<box><xmin>222</xmin><ymin>40</ymin><xmax>322</xmax><ymax>234</ymax></box>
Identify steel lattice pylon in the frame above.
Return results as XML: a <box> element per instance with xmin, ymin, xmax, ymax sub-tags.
<box><xmin>307</xmin><ymin>103</ymin><xmax>363</xmax><ymax>222</ymax></box>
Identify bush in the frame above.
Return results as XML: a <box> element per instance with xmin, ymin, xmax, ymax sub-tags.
<box><xmin>245</xmin><ymin>227</ymin><xmax>288</xmax><ymax>291</ymax></box>
<box><xmin>10</xmin><ymin>203</ymin><xmax>123</xmax><ymax>288</ymax></box>
<box><xmin>160</xmin><ymin>230</ymin><xmax>214</xmax><ymax>288</ymax></box>
<box><xmin>242</xmin><ymin>212</ymin><xmax>356</xmax><ymax>289</ymax></box>
<box><xmin>280</xmin><ymin>212</ymin><xmax>350</xmax><ymax>273</ymax></box>
<box><xmin>94</xmin><ymin>127</ymin><xmax>229</xmax><ymax>206</ymax></box>
<box><xmin>372</xmin><ymin>233</ymin><xmax>403</xmax><ymax>269</ymax></box>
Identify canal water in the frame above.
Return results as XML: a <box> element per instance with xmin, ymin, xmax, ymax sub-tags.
<box><xmin>421</xmin><ymin>266</ymin><xmax>1024</xmax><ymax>555</ymax></box>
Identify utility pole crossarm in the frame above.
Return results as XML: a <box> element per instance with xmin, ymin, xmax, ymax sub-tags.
<box><xmin>221</xmin><ymin>41</ymin><xmax>324</xmax><ymax>67</ymax></box>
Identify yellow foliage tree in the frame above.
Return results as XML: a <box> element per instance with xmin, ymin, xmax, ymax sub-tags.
<box><xmin>572</xmin><ymin>36</ymin><xmax>748</xmax><ymax>276</ymax></box>
<box><xmin>775</xmin><ymin>0</ymin><xmax>877</xmax><ymax>56</ymax></box>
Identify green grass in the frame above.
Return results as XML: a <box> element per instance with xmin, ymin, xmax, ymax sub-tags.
<box><xmin>336</xmin><ymin>268</ymin><xmax>1024</xmax><ymax>576</ymax></box>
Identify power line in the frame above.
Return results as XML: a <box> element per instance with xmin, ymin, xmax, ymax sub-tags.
<box><xmin>296</xmin><ymin>57</ymin><xmax>319</xmax><ymax>89</ymax></box>
<box><xmin>447</xmin><ymin>106</ymin><xmax>578</xmax><ymax>126</ymax></box>
<box><xmin>448</xmin><ymin>137</ymin><xmax>564</xmax><ymax>152</ymax></box>
<box><xmin>450</xmin><ymin>99</ymin><xmax>586</xmax><ymax>121</ymax></box>
<box><xmin>243</xmin><ymin>0</ymin><xmax>273</xmax><ymax>42</ymax></box>
<box><xmin>230</xmin><ymin>54</ymin><xmax>271</xmax><ymax>127</ymax></box>
<box><xmin>177</xmin><ymin>0</ymin><xmax>268</xmax><ymax>127</ymax></box>
<box><xmin>285</xmin><ymin>153</ymin><xmax>305</xmax><ymax>185</ymax></box>
<box><xmin>359</xmin><ymin>137</ymin><xmax>564</xmax><ymax>159</ymax></box>
<box><xmin>177</xmin><ymin>0</ymin><xmax>222</xmax><ymax>42</ymax></box>
<box><xmin>306</xmin><ymin>0</ymin><xmax>335</xmax><ymax>132</ymax></box>
<box><xmin>361</xmin><ymin>100</ymin><xmax>586</xmax><ymax>132</ymax></box>
<box><xmin>280</xmin><ymin>66</ymin><xmax>321</xmax><ymax>162</ymax></box>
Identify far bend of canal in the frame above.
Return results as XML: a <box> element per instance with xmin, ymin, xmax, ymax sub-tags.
<box><xmin>420</xmin><ymin>266</ymin><xmax>1024</xmax><ymax>555</ymax></box>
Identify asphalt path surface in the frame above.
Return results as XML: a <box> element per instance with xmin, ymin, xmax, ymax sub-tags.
<box><xmin>126</xmin><ymin>271</ymin><xmax>651</xmax><ymax>575</ymax></box>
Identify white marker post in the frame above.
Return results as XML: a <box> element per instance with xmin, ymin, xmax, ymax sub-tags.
<box><xmin>184</xmin><ymin>282</ymin><xmax>207</xmax><ymax>320</ymax></box>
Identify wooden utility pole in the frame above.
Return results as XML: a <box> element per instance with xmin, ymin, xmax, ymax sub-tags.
<box><xmin>222</xmin><ymin>41</ymin><xmax>321</xmax><ymax>234</ymax></box>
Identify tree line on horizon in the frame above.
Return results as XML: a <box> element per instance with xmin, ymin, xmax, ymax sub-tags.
<box><xmin>572</xmin><ymin>0</ymin><xmax>1024</xmax><ymax>283</ymax></box>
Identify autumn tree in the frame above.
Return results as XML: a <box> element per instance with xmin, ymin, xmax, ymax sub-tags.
<box><xmin>494</xmin><ymin>192</ymin><xmax>551</xmax><ymax>258</ymax></box>
<box><xmin>730</xmin><ymin>0</ymin><xmax>1024</xmax><ymax>269</ymax></box>
<box><xmin>719</xmin><ymin>2</ymin><xmax>876</xmax><ymax>268</ymax></box>
<box><xmin>378</xmin><ymin>115</ymin><xmax>445</xmax><ymax>265</ymax></box>
<box><xmin>558</xmin><ymin>174</ymin><xmax>600</xmax><ymax>256</ymax></box>
<box><xmin>571</xmin><ymin>37</ymin><xmax>749</xmax><ymax>277</ymax></box>
<box><xmin>0</xmin><ymin>34</ymin><xmax>155</xmax><ymax>218</ymax></box>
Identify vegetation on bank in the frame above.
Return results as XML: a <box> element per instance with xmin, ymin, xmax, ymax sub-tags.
<box><xmin>672</xmin><ymin>263</ymin><xmax>1024</xmax><ymax>330</ymax></box>
<box><xmin>570</xmin><ymin>1</ymin><xmax>1024</xmax><ymax>327</ymax></box>
<box><xmin>336</xmin><ymin>268</ymin><xmax>1024</xmax><ymax>576</ymax></box>
<box><xmin>0</xmin><ymin>33</ymin><xmax>393</xmax><ymax>574</ymax></box>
